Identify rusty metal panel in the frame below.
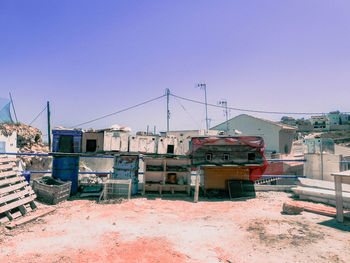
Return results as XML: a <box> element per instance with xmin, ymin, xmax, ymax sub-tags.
<box><xmin>204</xmin><ymin>167</ymin><xmax>250</xmax><ymax>190</ymax></box>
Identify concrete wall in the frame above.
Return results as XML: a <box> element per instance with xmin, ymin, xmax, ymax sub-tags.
<box><xmin>129</xmin><ymin>135</ymin><xmax>157</xmax><ymax>153</ymax></box>
<box><xmin>103</xmin><ymin>131</ymin><xmax>129</xmax><ymax>152</ymax></box>
<box><xmin>80</xmin><ymin>157</ymin><xmax>114</xmax><ymax>173</ymax></box>
<box><xmin>0</xmin><ymin>131</ymin><xmax>17</xmax><ymax>153</ymax></box>
<box><xmin>212</xmin><ymin>114</ymin><xmax>281</xmax><ymax>153</ymax></box>
<box><xmin>304</xmin><ymin>153</ymin><xmax>342</xmax><ymax>182</ymax></box>
<box><xmin>166</xmin><ymin>130</ymin><xmax>220</xmax><ymax>155</ymax></box>
<box><xmin>82</xmin><ymin>132</ymin><xmax>104</xmax><ymax>152</ymax></box>
<box><xmin>157</xmin><ymin>137</ymin><xmax>178</xmax><ymax>154</ymax></box>
<box><xmin>279</xmin><ymin>129</ymin><xmax>295</xmax><ymax>154</ymax></box>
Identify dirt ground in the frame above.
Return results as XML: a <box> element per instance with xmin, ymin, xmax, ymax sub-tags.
<box><xmin>0</xmin><ymin>192</ymin><xmax>349</xmax><ymax>263</ymax></box>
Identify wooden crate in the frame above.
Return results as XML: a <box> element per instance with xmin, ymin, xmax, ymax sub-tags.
<box><xmin>0</xmin><ymin>157</ymin><xmax>37</xmax><ymax>223</ymax></box>
<box><xmin>32</xmin><ymin>177</ymin><xmax>71</xmax><ymax>205</ymax></box>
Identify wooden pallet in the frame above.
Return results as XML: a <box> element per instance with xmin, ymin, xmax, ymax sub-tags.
<box><xmin>0</xmin><ymin>156</ymin><xmax>37</xmax><ymax>224</ymax></box>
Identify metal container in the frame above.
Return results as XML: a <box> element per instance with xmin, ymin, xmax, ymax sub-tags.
<box><xmin>33</xmin><ymin>176</ymin><xmax>71</xmax><ymax>204</ymax></box>
<box><xmin>52</xmin><ymin>129</ymin><xmax>82</xmax><ymax>153</ymax></box>
<box><xmin>52</xmin><ymin>154</ymin><xmax>80</xmax><ymax>194</ymax></box>
<box><xmin>113</xmin><ymin>154</ymin><xmax>139</xmax><ymax>195</ymax></box>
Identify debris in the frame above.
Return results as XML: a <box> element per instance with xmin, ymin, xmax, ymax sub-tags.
<box><xmin>0</xmin><ymin>122</ymin><xmax>50</xmax><ymax>172</ymax></box>
<box><xmin>282</xmin><ymin>201</ymin><xmax>304</xmax><ymax>215</ymax></box>
<box><xmin>5</xmin><ymin>207</ymin><xmax>55</xmax><ymax>229</ymax></box>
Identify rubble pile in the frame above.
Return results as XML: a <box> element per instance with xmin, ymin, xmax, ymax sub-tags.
<box><xmin>0</xmin><ymin>123</ymin><xmax>50</xmax><ymax>171</ymax></box>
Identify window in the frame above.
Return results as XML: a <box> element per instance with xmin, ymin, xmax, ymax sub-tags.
<box><xmin>58</xmin><ymin>135</ymin><xmax>73</xmax><ymax>153</ymax></box>
<box><xmin>167</xmin><ymin>144</ymin><xmax>174</xmax><ymax>154</ymax></box>
<box><xmin>248</xmin><ymin>153</ymin><xmax>255</xmax><ymax>161</ymax></box>
<box><xmin>223</xmin><ymin>153</ymin><xmax>230</xmax><ymax>161</ymax></box>
<box><xmin>0</xmin><ymin>141</ymin><xmax>5</xmax><ymax>152</ymax></box>
<box><xmin>206</xmin><ymin>153</ymin><xmax>212</xmax><ymax>161</ymax></box>
<box><xmin>284</xmin><ymin>144</ymin><xmax>289</xmax><ymax>154</ymax></box>
<box><xmin>86</xmin><ymin>139</ymin><xmax>97</xmax><ymax>152</ymax></box>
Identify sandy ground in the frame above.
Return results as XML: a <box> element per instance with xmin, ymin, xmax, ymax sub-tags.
<box><xmin>0</xmin><ymin>192</ymin><xmax>350</xmax><ymax>263</ymax></box>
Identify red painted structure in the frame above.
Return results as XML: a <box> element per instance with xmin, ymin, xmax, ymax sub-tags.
<box><xmin>189</xmin><ymin>136</ymin><xmax>268</xmax><ymax>182</ymax></box>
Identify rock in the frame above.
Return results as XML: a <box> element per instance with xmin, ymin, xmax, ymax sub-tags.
<box><xmin>282</xmin><ymin>202</ymin><xmax>304</xmax><ymax>215</ymax></box>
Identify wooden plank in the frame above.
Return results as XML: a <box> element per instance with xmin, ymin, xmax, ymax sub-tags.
<box><xmin>29</xmin><ymin>201</ymin><xmax>37</xmax><ymax>210</ymax></box>
<box><xmin>194</xmin><ymin>166</ymin><xmax>200</xmax><ymax>203</ymax></box>
<box><xmin>18</xmin><ymin>205</ymin><xmax>28</xmax><ymax>216</ymax></box>
<box><xmin>6</xmin><ymin>207</ymin><xmax>55</xmax><ymax>230</ymax></box>
<box><xmin>0</xmin><ymin>158</ymin><xmax>17</xmax><ymax>165</ymax></box>
<box><xmin>0</xmin><ymin>196</ymin><xmax>35</xmax><ymax>214</ymax></box>
<box><xmin>334</xmin><ymin>175</ymin><xmax>344</xmax><ymax>223</ymax></box>
<box><xmin>0</xmin><ymin>188</ymin><xmax>35</xmax><ymax>204</ymax></box>
<box><xmin>0</xmin><ymin>170</ymin><xmax>19</xmax><ymax>179</ymax></box>
<box><xmin>0</xmin><ymin>163</ymin><xmax>16</xmax><ymax>171</ymax></box>
<box><xmin>0</xmin><ymin>176</ymin><xmax>24</xmax><ymax>187</ymax></box>
<box><xmin>298</xmin><ymin>178</ymin><xmax>350</xmax><ymax>193</ymax></box>
<box><xmin>5</xmin><ymin>211</ymin><xmax>13</xmax><ymax>221</ymax></box>
<box><xmin>0</xmin><ymin>182</ymin><xmax>28</xmax><ymax>195</ymax></box>
<box><xmin>203</xmin><ymin>167</ymin><xmax>250</xmax><ymax>190</ymax></box>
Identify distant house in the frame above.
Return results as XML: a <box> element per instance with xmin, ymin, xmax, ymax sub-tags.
<box><xmin>210</xmin><ymin>114</ymin><xmax>296</xmax><ymax>154</ymax></box>
<box><xmin>311</xmin><ymin>115</ymin><xmax>328</xmax><ymax>131</ymax></box>
<box><xmin>281</xmin><ymin>116</ymin><xmax>297</xmax><ymax>127</ymax></box>
<box><xmin>0</xmin><ymin>130</ymin><xmax>17</xmax><ymax>153</ymax></box>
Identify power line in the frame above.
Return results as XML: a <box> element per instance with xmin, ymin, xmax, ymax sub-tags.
<box><xmin>29</xmin><ymin>105</ymin><xmax>47</xmax><ymax>126</ymax></box>
<box><xmin>70</xmin><ymin>94</ymin><xmax>166</xmax><ymax>128</ymax></box>
<box><xmin>173</xmin><ymin>95</ymin><xmax>202</xmax><ymax>129</ymax></box>
<box><xmin>170</xmin><ymin>93</ymin><xmax>349</xmax><ymax>115</ymax></box>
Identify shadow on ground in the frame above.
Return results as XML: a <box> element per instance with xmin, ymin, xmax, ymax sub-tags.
<box><xmin>318</xmin><ymin>218</ymin><xmax>350</xmax><ymax>232</ymax></box>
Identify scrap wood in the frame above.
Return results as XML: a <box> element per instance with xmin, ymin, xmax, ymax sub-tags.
<box><xmin>283</xmin><ymin>200</ymin><xmax>350</xmax><ymax>217</ymax></box>
<box><xmin>5</xmin><ymin>207</ymin><xmax>56</xmax><ymax>230</ymax></box>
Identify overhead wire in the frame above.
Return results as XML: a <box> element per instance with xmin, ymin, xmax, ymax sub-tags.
<box><xmin>170</xmin><ymin>93</ymin><xmax>349</xmax><ymax>115</ymax></box>
<box><xmin>172</xmin><ymin>95</ymin><xmax>202</xmax><ymax>129</ymax></box>
<box><xmin>29</xmin><ymin>105</ymin><xmax>47</xmax><ymax>126</ymax></box>
<box><xmin>70</xmin><ymin>94</ymin><xmax>166</xmax><ymax>128</ymax></box>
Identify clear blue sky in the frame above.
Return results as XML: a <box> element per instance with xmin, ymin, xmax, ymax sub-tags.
<box><xmin>1</xmin><ymin>1</ymin><xmax>350</xmax><ymax>139</ymax></box>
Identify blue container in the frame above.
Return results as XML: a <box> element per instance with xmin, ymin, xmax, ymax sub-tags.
<box><xmin>22</xmin><ymin>171</ymin><xmax>31</xmax><ymax>183</ymax></box>
<box><xmin>52</xmin><ymin>130</ymin><xmax>82</xmax><ymax>153</ymax></box>
<box><xmin>113</xmin><ymin>154</ymin><xmax>139</xmax><ymax>195</ymax></box>
<box><xmin>131</xmin><ymin>179</ymin><xmax>139</xmax><ymax>195</ymax></box>
<box><xmin>52</xmin><ymin>155</ymin><xmax>80</xmax><ymax>194</ymax></box>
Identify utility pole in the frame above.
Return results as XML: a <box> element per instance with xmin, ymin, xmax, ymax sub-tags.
<box><xmin>47</xmin><ymin>101</ymin><xmax>51</xmax><ymax>151</ymax></box>
<box><xmin>166</xmin><ymin>89</ymin><xmax>170</xmax><ymax>131</ymax></box>
<box><xmin>197</xmin><ymin>83</ymin><xmax>209</xmax><ymax>132</ymax></box>
<box><xmin>218</xmin><ymin>100</ymin><xmax>229</xmax><ymax>133</ymax></box>
<box><xmin>9</xmin><ymin>92</ymin><xmax>18</xmax><ymax>123</ymax></box>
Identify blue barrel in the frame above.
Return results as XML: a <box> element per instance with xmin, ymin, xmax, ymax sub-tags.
<box><xmin>52</xmin><ymin>155</ymin><xmax>80</xmax><ymax>194</ymax></box>
<box><xmin>22</xmin><ymin>171</ymin><xmax>31</xmax><ymax>183</ymax></box>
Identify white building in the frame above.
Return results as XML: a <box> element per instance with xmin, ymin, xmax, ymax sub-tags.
<box><xmin>166</xmin><ymin>130</ymin><xmax>222</xmax><ymax>154</ymax></box>
<box><xmin>211</xmin><ymin>114</ymin><xmax>296</xmax><ymax>154</ymax></box>
<box><xmin>0</xmin><ymin>130</ymin><xmax>18</xmax><ymax>153</ymax></box>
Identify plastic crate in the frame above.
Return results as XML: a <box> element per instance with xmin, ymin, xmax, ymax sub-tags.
<box><xmin>33</xmin><ymin>176</ymin><xmax>72</xmax><ymax>205</ymax></box>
